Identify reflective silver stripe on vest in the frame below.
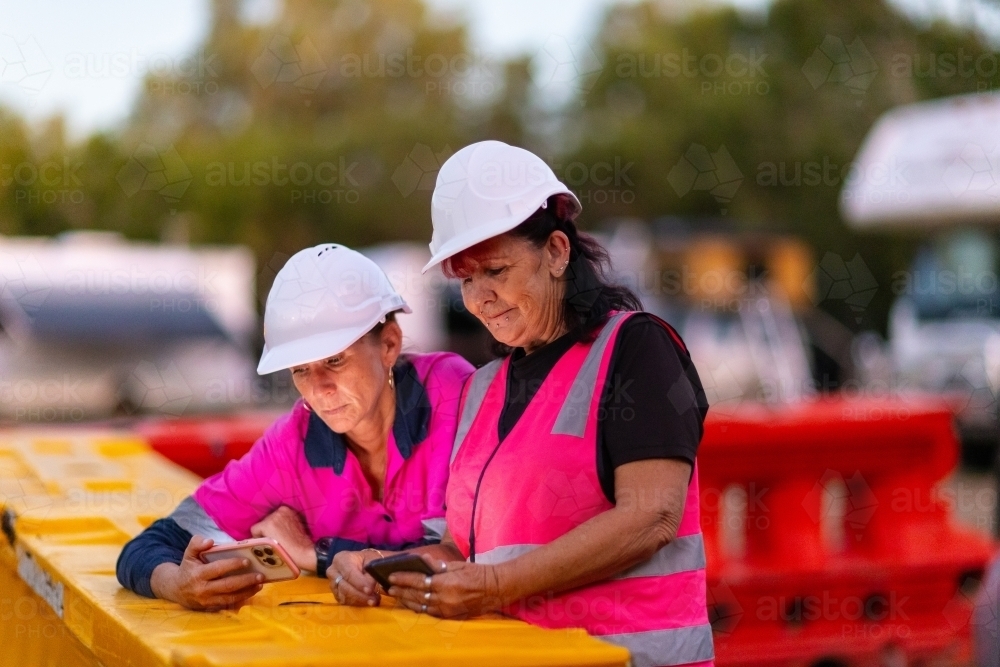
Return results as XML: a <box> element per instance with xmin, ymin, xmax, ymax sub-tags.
<box><xmin>551</xmin><ymin>312</ymin><xmax>632</xmax><ymax>437</ymax></box>
<box><xmin>169</xmin><ymin>496</ymin><xmax>234</xmax><ymax>544</ymax></box>
<box><xmin>474</xmin><ymin>533</ymin><xmax>705</xmax><ymax>578</ymax></box>
<box><xmin>612</xmin><ymin>533</ymin><xmax>706</xmax><ymax>580</ymax></box>
<box><xmin>421</xmin><ymin>517</ymin><xmax>448</xmax><ymax>542</ymax></box>
<box><xmin>451</xmin><ymin>358</ymin><xmax>503</xmax><ymax>463</ymax></box>
<box><xmin>601</xmin><ymin>624</ymin><xmax>715</xmax><ymax>667</ymax></box>
<box><xmin>469</xmin><ymin>543</ymin><xmax>537</xmax><ymax>565</ymax></box>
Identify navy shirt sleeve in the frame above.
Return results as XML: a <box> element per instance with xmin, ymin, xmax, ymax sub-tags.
<box><xmin>116</xmin><ymin>518</ymin><xmax>193</xmax><ymax>598</ymax></box>
<box><xmin>597</xmin><ymin>314</ymin><xmax>710</xmax><ymax>501</ymax></box>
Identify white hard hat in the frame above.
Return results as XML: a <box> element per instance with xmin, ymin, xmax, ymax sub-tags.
<box><xmin>422</xmin><ymin>140</ymin><xmax>581</xmax><ymax>273</ymax></box>
<box><xmin>257</xmin><ymin>244</ymin><xmax>411</xmax><ymax>375</ymax></box>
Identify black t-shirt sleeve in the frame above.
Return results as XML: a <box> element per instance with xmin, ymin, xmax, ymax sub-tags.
<box><xmin>597</xmin><ymin>314</ymin><xmax>709</xmax><ymax>501</ymax></box>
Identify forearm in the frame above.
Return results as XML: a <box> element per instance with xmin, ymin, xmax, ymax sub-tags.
<box><xmin>116</xmin><ymin>518</ymin><xmax>192</xmax><ymax>598</ymax></box>
<box><xmin>150</xmin><ymin>562</ymin><xmax>180</xmax><ymax>601</ymax></box>
<box><xmin>495</xmin><ymin>506</ymin><xmax>667</xmax><ymax>604</ymax></box>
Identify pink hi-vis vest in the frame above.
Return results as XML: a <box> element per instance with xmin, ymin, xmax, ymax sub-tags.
<box><xmin>446</xmin><ymin>312</ymin><xmax>714</xmax><ymax>667</ymax></box>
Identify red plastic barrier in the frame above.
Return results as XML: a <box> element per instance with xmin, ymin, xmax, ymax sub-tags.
<box><xmin>136</xmin><ymin>412</ymin><xmax>281</xmax><ymax>478</ymax></box>
<box><xmin>700</xmin><ymin>396</ymin><xmax>998</xmax><ymax>667</ymax></box>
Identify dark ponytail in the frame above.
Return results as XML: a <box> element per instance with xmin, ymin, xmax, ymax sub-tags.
<box><xmin>507</xmin><ymin>194</ymin><xmax>642</xmax><ymax>336</ymax></box>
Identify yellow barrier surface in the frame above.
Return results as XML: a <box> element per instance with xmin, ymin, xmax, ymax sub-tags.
<box><xmin>0</xmin><ymin>430</ymin><xmax>630</xmax><ymax>667</ymax></box>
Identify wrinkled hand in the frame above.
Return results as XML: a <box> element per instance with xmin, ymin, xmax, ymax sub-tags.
<box><xmin>388</xmin><ymin>555</ymin><xmax>504</xmax><ymax>619</ymax></box>
<box><xmin>152</xmin><ymin>535</ymin><xmax>263</xmax><ymax>611</ymax></box>
<box><xmin>250</xmin><ymin>506</ymin><xmax>315</xmax><ymax>572</ymax></box>
<box><xmin>328</xmin><ymin>550</ymin><xmax>382</xmax><ymax>607</ymax></box>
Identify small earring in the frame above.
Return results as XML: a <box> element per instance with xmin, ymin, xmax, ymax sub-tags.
<box><xmin>388</xmin><ymin>369</ymin><xmax>395</xmax><ymax>389</ymax></box>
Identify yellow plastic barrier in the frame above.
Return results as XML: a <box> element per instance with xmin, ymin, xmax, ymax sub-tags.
<box><xmin>0</xmin><ymin>429</ymin><xmax>629</xmax><ymax>667</ymax></box>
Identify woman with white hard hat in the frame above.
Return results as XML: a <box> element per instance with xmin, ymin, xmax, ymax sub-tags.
<box><xmin>332</xmin><ymin>141</ymin><xmax>713</xmax><ymax>667</ymax></box>
<box><xmin>117</xmin><ymin>244</ymin><xmax>473</xmax><ymax>611</ymax></box>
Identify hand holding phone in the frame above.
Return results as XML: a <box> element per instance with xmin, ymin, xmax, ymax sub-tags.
<box><xmin>363</xmin><ymin>553</ymin><xmax>434</xmax><ymax>591</ymax></box>
<box><xmin>200</xmin><ymin>537</ymin><xmax>300</xmax><ymax>583</ymax></box>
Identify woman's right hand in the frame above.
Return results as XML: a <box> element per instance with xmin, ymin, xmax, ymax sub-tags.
<box><xmin>328</xmin><ymin>550</ymin><xmax>382</xmax><ymax>607</ymax></box>
<box><xmin>150</xmin><ymin>535</ymin><xmax>264</xmax><ymax>611</ymax></box>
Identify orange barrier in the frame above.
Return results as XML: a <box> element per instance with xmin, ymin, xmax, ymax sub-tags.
<box><xmin>699</xmin><ymin>396</ymin><xmax>997</xmax><ymax>666</ymax></box>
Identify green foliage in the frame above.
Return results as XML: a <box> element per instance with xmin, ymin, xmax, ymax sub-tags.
<box><xmin>565</xmin><ymin>0</ymin><xmax>999</xmax><ymax>331</ymax></box>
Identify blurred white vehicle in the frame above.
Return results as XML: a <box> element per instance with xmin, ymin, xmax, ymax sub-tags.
<box><xmin>0</xmin><ymin>232</ymin><xmax>259</xmax><ymax>421</ymax></box>
<box><xmin>842</xmin><ymin>91</ymin><xmax>1000</xmax><ymax>451</ymax></box>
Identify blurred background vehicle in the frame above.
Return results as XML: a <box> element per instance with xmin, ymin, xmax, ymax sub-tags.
<box><xmin>0</xmin><ymin>231</ymin><xmax>259</xmax><ymax>419</ymax></box>
<box><xmin>841</xmin><ymin>92</ymin><xmax>1000</xmax><ymax>465</ymax></box>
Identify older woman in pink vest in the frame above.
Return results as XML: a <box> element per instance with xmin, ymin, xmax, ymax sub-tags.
<box><xmin>330</xmin><ymin>142</ymin><xmax>713</xmax><ymax>667</ymax></box>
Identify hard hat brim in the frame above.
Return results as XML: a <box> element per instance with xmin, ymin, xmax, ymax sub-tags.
<box><xmin>422</xmin><ymin>187</ymin><xmax>581</xmax><ymax>274</ymax></box>
<box><xmin>256</xmin><ymin>303</ymin><xmax>412</xmax><ymax>375</ymax></box>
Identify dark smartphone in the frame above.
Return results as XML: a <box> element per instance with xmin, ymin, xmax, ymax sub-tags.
<box><xmin>364</xmin><ymin>553</ymin><xmax>435</xmax><ymax>591</ymax></box>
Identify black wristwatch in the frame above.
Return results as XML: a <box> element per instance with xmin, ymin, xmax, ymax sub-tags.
<box><xmin>314</xmin><ymin>537</ymin><xmax>333</xmax><ymax>578</ymax></box>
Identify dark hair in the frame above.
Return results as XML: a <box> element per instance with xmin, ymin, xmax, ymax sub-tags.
<box><xmin>446</xmin><ymin>194</ymin><xmax>642</xmax><ymax>353</ymax></box>
<box><xmin>366</xmin><ymin>309</ymin><xmax>399</xmax><ymax>340</ymax></box>
<box><xmin>511</xmin><ymin>195</ymin><xmax>642</xmax><ymax>331</ymax></box>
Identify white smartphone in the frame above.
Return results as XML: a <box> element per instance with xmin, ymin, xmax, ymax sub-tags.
<box><xmin>199</xmin><ymin>537</ymin><xmax>301</xmax><ymax>582</ymax></box>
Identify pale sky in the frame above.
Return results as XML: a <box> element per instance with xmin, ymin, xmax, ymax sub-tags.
<box><xmin>0</xmin><ymin>0</ymin><xmax>996</xmax><ymax>138</ymax></box>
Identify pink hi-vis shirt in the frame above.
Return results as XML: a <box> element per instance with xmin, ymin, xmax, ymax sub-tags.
<box><xmin>192</xmin><ymin>352</ymin><xmax>473</xmax><ymax>546</ymax></box>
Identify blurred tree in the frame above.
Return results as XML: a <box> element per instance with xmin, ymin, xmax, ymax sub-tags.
<box><xmin>565</xmin><ymin>0</ymin><xmax>1000</xmax><ymax>335</ymax></box>
<box><xmin>75</xmin><ymin>0</ymin><xmax>487</xmax><ymax>264</ymax></box>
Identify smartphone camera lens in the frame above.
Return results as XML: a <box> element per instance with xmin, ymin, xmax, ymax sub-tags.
<box><xmin>264</xmin><ymin>557</ymin><xmax>277</xmax><ymax>566</ymax></box>
<box><xmin>252</xmin><ymin>548</ymin><xmax>264</xmax><ymax>558</ymax></box>
<box><xmin>263</xmin><ymin>547</ymin><xmax>274</xmax><ymax>556</ymax></box>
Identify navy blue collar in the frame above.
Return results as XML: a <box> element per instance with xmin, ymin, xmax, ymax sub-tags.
<box><xmin>303</xmin><ymin>358</ymin><xmax>432</xmax><ymax>473</ymax></box>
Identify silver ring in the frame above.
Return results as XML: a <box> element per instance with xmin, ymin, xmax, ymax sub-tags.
<box><xmin>420</xmin><ymin>603</ymin><xmax>427</xmax><ymax>613</ymax></box>
<box><xmin>424</xmin><ymin>575</ymin><xmax>432</xmax><ymax>590</ymax></box>
<box><xmin>441</xmin><ymin>562</ymin><xmax>447</xmax><ymax>572</ymax></box>
<box><xmin>423</xmin><ymin>591</ymin><xmax>431</xmax><ymax>601</ymax></box>
<box><xmin>334</xmin><ymin>574</ymin><xmax>344</xmax><ymax>589</ymax></box>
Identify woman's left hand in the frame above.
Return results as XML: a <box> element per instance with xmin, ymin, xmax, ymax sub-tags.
<box><xmin>250</xmin><ymin>506</ymin><xmax>316</xmax><ymax>572</ymax></box>
<box><xmin>387</xmin><ymin>555</ymin><xmax>506</xmax><ymax>619</ymax></box>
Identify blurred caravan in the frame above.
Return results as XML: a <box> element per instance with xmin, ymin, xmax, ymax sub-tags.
<box><xmin>0</xmin><ymin>232</ymin><xmax>258</xmax><ymax>421</ymax></box>
<box><xmin>841</xmin><ymin>91</ymin><xmax>1000</xmax><ymax>458</ymax></box>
